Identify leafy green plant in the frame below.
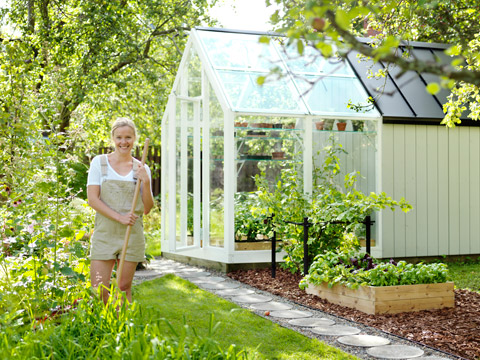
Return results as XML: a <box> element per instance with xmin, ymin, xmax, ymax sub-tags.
<box><xmin>300</xmin><ymin>249</ymin><xmax>450</xmax><ymax>290</ymax></box>
<box><xmin>234</xmin><ymin>192</ymin><xmax>271</xmax><ymax>241</ymax></box>
<box><xmin>254</xmin><ymin>136</ymin><xmax>412</xmax><ymax>274</ymax></box>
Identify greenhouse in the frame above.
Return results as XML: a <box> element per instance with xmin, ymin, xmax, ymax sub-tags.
<box><xmin>161</xmin><ymin>27</ymin><xmax>479</xmax><ymax>270</ymax></box>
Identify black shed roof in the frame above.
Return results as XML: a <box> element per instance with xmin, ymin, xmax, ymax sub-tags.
<box><xmin>346</xmin><ymin>39</ymin><xmax>471</xmax><ymax>124</ymax></box>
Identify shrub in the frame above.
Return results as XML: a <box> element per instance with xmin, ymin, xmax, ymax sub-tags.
<box><xmin>254</xmin><ymin>136</ymin><xmax>411</xmax><ymax>274</ymax></box>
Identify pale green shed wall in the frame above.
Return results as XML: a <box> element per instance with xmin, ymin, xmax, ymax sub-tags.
<box><xmin>380</xmin><ymin>123</ymin><xmax>480</xmax><ymax>258</ymax></box>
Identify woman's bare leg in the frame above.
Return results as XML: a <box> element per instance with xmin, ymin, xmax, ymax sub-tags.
<box><xmin>117</xmin><ymin>260</ymin><xmax>138</xmax><ymax>303</ymax></box>
<box><xmin>90</xmin><ymin>259</ymin><xmax>116</xmax><ymax>304</ymax></box>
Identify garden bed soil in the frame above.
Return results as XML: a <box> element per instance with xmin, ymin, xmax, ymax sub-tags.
<box><xmin>228</xmin><ymin>267</ymin><xmax>480</xmax><ymax>360</ymax></box>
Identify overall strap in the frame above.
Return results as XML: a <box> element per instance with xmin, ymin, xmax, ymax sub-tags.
<box><xmin>100</xmin><ymin>154</ymin><xmax>108</xmax><ymax>182</ymax></box>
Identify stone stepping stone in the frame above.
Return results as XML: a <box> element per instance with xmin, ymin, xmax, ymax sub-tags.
<box><xmin>251</xmin><ymin>301</ymin><xmax>293</xmax><ymax>311</ymax></box>
<box><xmin>176</xmin><ymin>271</ymin><xmax>211</xmax><ymax>277</ymax></box>
<box><xmin>232</xmin><ymin>294</ymin><xmax>272</xmax><ymax>303</ymax></box>
<box><xmin>311</xmin><ymin>325</ymin><xmax>361</xmax><ymax>336</ymax></box>
<box><xmin>176</xmin><ymin>268</ymin><xmax>203</xmax><ymax>272</ymax></box>
<box><xmin>367</xmin><ymin>345</ymin><xmax>424</xmax><ymax>359</ymax></box>
<box><xmin>288</xmin><ymin>318</ymin><xmax>335</xmax><ymax>327</ymax></box>
<box><xmin>198</xmin><ymin>282</ymin><xmax>241</xmax><ymax>290</ymax></box>
<box><xmin>269</xmin><ymin>310</ymin><xmax>313</xmax><ymax>319</ymax></box>
<box><xmin>215</xmin><ymin>288</ymin><xmax>256</xmax><ymax>296</ymax></box>
<box><xmin>337</xmin><ymin>335</ymin><xmax>391</xmax><ymax>347</ymax></box>
<box><xmin>190</xmin><ymin>276</ymin><xmax>225</xmax><ymax>283</ymax></box>
<box><xmin>155</xmin><ymin>268</ymin><xmax>177</xmax><ymax>273</ymax></box>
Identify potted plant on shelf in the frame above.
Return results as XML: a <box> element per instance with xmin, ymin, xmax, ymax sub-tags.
<box><xmin>352</xmin><ymin>120</ymin><xmax>364</xmax><ymax>132</ymax></box>
<box><xmin>315</xmin><ymin>121</ymin><xmax>325</xmax><ymax>130</ymax></box>
<box><xmin>323</xmin><ymin>119</ymin><xmax>334</xmax><ymax>130</ymax></box>
<box><xmin>336</xmin><ymin>120</ymin><xmax>347</xmax><ymax>131</ymax></box>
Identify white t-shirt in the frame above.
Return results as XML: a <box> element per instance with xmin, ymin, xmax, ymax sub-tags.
<box><xmin>87</xmin><ymin>155</ymin><xmax>153</xmax><ymax>194</ymax></box>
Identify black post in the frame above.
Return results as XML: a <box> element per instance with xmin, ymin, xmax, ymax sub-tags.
<box><xmin>271</xmin><ymin>228</ymin><xmax>276</xmax><ymax>278</ymax></box>
<box><xmin>303</xmin><ymin>217</ymin><xmax>310</xmax><ymax>275</ymax></box>
<box><xmin>366</xmin><ymin>215</ymin><xmax>371</xmax><ymax>255</ymax></box>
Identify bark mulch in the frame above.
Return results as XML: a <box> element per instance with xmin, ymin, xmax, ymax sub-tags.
<box><xmin>228</xmin><ymin>267</ymin><xmax>480</xmax><ymax>360</ymax></box>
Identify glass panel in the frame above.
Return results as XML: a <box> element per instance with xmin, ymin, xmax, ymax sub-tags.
<box><xmin>312</xmin><ymin>120</ymin><xmax>378</xmax><ymax>248</ymax></box>
<box><xmin>187</xmin><ymin>104</ymin><xmax>194</xmax><ymax>246</ymax></box>
<box><xmin>279</xmin><ymin>43</ymin><xmax>354</xmax><ymax>76</ymax></box>
<box><xmin>209</xmin><ymin>84</ymin><xmax>224</xmax><ymax>247</ymax></box>
<box><xmin>198</xmin><ymin>30</ymin><xmax>283</xmax><ymax>72</ymax></box>
<box><xmin>234</xmin><ymin>115</ymin><xmax>304</xmax><ymax>250</ymax></box>
<box><xmin>312</xmin><ymin>120</ymin><xmax>377</xmax><ymax>194</ymax></box>
<box><xmin>188</xmin><ymin>47</ymin><xmax>202</xmax><ymax>97</ymax></box>
<box><xmin>217</xmin><ymin>71</ymin><xmax>308</xmax><ymax>113</ymax></box>
<box><xmin>296</xmin><ymin>76</ymin><xmax>378</xmax><ymax>116</ymax></box>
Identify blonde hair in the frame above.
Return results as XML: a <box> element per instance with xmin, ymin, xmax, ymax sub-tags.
<box><xmin>111</xmin><ymin>117</ymin><xmax>137</xmax><ymax>138</ymax></box>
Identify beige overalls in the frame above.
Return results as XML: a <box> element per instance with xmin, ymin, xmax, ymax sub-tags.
<box><xmin>89</xmin><ymin>155</ymin><xmax>145</xmax><ymax>262</ymax></box>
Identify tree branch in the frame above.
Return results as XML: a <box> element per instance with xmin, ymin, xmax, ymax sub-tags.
<box><xmin>325</xmin><ymin>9</ymin><xmax>480</xmax><ymax>86</ymax></box>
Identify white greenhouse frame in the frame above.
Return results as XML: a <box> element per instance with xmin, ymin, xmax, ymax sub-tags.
<box><xmin>161</xmin><ymin>28</ymin><xmax>383</xmax><ymax>269</ymax></box>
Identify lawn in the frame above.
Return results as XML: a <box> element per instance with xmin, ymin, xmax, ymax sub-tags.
<box><xmin>134</xmin><ymin>274</ymin><xmax>359</xmax><ymax>360</ymax></box>
<box><xmin>448</xmin><ymin>259</ymin><xmax>480</xmax><ymax>292</ymax></box>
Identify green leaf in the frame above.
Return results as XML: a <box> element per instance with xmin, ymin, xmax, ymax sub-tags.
<box><xmin>297</xmin><ymin>40</ymin><xmax>304</xmax><ymax>55</ymax></box>
<box><xmin>335</xmin><ymin>9</ymin><xmax>350</xmax><ymax>30</ymax></box>
<box><xmin>256</xmin><ymin>76</ymin><xmax>266</xmax><ymax>85</ymax></box>
<box><xmin>259</xmin><ymin>36</ymin><xmax>270</xmax><ymax>44</ymax></box>
<box><xmin>445</xmin><ymin>45</ymin><xmax>462</xmax><ymax>56</ymax></box>
<box><xmin>426</xmin><ymin>82</ymin><xmax>440</xmax><ymax>95</ymax></box>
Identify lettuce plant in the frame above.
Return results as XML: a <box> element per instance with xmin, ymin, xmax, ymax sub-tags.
<box><xmin>300</xmin><ymin>249</ymin><xmax>450</xmax><ymax>289</ymax></box>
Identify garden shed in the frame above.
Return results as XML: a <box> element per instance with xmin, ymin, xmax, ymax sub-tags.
<box><xmin>161</xmin><ymin>27</ymin><xmax>479</xmax><ymax>270</ymax></box>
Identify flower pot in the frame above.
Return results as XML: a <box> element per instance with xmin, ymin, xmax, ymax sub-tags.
<box><xmin>285</xmin><ymin>123</ymin><xmax>295</xmax><ymax>129</ymax></box>
<box><xmin>271</xmin><ymin>151</ymin><xmax>285</xmax><ymax>160</ymax></box>
<box><xmin>336</xmin><ymin>122</ymin><xmax>347</xmax><ymax>131</ymax></box>
<box><xmin>235</xmin><ymin>122</ymin><xmax>247</xmax><ymax>127</ymax></box>
<box><xmin>273</xmin><ymin>123</ymin><xmax>283</xmax><ymax>129</ymax></box>
<box><xmin>315</xmin><ymin>121</ymin><xmax>325</xmax><ymax>130</ymax></box>
<box><xmin>305</xmin><ymin>281</ymin><xmax>454</xmax><ymax>315</ymax></box>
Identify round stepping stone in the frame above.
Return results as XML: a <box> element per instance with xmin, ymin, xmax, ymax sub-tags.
<box><xmin>311</xmin><ymin>325</ymin><xmax>361</xmax><ymax>336</ymax></box>
<box><xmin>198</xmin><ymin>282</ymin><xmax>241</xmax><ymax>290</ymax></box>
<box><xmin>176</xmin><ymin>271</ymin><xmax>211</xmax><ymax>277</ymax></box>
<box><xmin>337</xmin><ymin>335</ymin><xmax>391</xmax><ymax>347</ymax></box>
<box><xmin>232</xmin><ymin>294</ymin><xmax>272</xmax><ymax>303</ymax></box>
<box><xmin>215</xmin><ymin>288</ymin><xmax>255</xmax><ymax>296</ymax></box>
<box><xmin>288</xmin><ymin>318</ymin><xmax>335</xmax><ymax>327</ymax></box>
<box><xmin>251</xmin><ymin>301</ymin><xmax>293</xmax><ymax>311</ymax></box>
<box><xmin>367</xmin><ymin>345</ymin><xmax>424</xmax><ymax>359</ymax></box>
<box><xmin>190</xmin><ymin>276</ymin><xmax>225</xmax><ymax>283</ymax></box>
<box><xmin>269</xmin><ymin>310</ymin><xmax>313</xmax><ymax>319</ymax></box>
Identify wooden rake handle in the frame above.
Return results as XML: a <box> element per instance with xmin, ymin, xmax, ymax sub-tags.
<box><xmin>117</xmin><ymin>138</ymin><xmax>150</xmax><ymax>283</ymax></box>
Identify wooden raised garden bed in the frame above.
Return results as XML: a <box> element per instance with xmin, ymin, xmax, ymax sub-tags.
<box><xmin>305</xmin><ymin>281</ymin><xmax>454</xmax><ymax>315</ymax></box>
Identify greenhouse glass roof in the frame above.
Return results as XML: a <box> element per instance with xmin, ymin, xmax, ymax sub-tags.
<box><xmin>195</xmin><ymin>28</ymin><xmax>380</xmax><ymax>117</ymax></box>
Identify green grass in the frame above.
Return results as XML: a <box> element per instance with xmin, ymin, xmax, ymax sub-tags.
<box><xmin>134</xmin><ymin>274</ymin><xmax>359</xmax><ymax>360</ymax></box>
<box><xmin>448</xmin><ymin>260</ymin><xmax>480</xmax><ymax>292</ymax></box>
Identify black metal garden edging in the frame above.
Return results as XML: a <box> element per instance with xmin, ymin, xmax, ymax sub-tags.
<box><xmin>265</xmin><ymin>214</ymin><xmax>375</xmax><ymax>278</ymax></box>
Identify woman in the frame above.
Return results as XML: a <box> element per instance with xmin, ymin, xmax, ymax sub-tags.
<box><xmin>87</xmin><ymin>117</ymin><xmax>154</xmax><ymax>303</ymax></box>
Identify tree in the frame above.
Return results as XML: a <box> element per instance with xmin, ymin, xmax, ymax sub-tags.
<box><xmin>1</xmin><ymin>0</ymin><xmax>215</xmax><ymax>141</ymax></box>
<box><xmin>266</xmin><ymin>0</ymin><xmax>480</xmax><ymax>126</ymax></box>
